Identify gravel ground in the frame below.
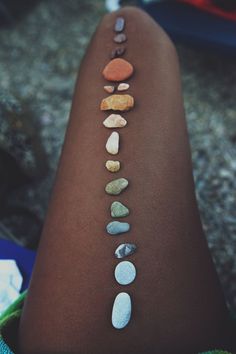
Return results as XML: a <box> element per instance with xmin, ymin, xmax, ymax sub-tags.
<box><xmin>0</xmin><ymin>0</ymin><xmax>235</xmax><ymax>310</ymax></box>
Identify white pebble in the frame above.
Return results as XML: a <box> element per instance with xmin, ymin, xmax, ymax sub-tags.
<box><xmin>114</xmin><ymin>261</ymin><xmax>136</xmax><ymax>285</ymax></box>
<box><xmin>117</xmin><ymin>83</ymin><xmax>130</xmax><ymax>91</ymax></box>
<box><xmin>106</xmin><ymin>131</ymin><xmax>119</xmax><ymax>155</ymax></box>
<box><xmin>103</xmin><ymin>114</ymin><xmax>127</xmax><ymax>128</ymax></box>
<box><xmin>112</xmin><ymin>292</ymin><xmax>132</xmax><ymax>329</ymax></box>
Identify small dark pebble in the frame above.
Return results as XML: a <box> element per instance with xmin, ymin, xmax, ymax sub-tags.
<box><xmin>113</xmin><ymin>33</ymin><xmax>127</xmax><ymax>44</ymax></box>
<box><xmin>111</xmin><ymin>46</ymin><xmax>126</xmax><ymax>59</ymax></box>
<box><xmin>111</xmin><ymin>47</ymin><xmax>126</xmax><ymax>59</ymax></box>
<box><xmin>114</xmin><ymin>17</ymin><xmax>125</xmax><ymax>32</ymax></box>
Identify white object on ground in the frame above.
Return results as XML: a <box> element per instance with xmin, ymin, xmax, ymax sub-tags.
<box><xmin>105</xmin><ymin>0</ymin><xmax>120</xmax><ymax>12</ymax></box>
<box><xmin>0</xmin><ymin>260</ymin><xmax>23</xmax><ymax>315</ymax></box>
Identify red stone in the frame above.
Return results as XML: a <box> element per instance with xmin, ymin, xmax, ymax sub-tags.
<box><xmin>102</xmin><ymin>58</ymin><xmax>134</xmax><ymax>82</ymax></box>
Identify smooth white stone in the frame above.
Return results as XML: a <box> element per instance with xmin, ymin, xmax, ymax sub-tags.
<box><xmin>114</xmin><ymin>261</ymin><xmax>136</xmax><ymax>285</ymax></box>
<box><xmin>117</xmin><ymin>83</ymin><xmax>130</xmax><ymax>91</ymax></box>
<box><xmin>103</xmin><ymin>114</ymin><xmax>127</xmax><ymax>128</ymax></box>
<box><xmin>106</xmin><ymin>132</ymin><xmax>119</xmax><ymax>155</ymax></box>
<box><xmin>115</xmin><ymin>243</ymin><xmax>137</xmax><ymax>259</ymax></box>
<box><xmin>112</xmin><ymin>292</ymin><xmax>132</xmax><ymax>329</ymax></box>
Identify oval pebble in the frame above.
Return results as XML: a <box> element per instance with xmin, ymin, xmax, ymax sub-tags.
<box><xmin>114</xmin><ymin>17</ymin><xmax>125</xmax><ymax>32</ymax></box>
<box><xmin>106</xmin><ymin>132</ymin><xmax>119</xmax><ymax>155</ymax></box>
<box><xmin>117</xmin><ymin>83</ymin><xmax>130</xmax><ymax>91</ymax></box>
<box><xmin>114</xmin><ymin>33</ymin><xmax>127</xmax><ymax>43</ymax></box>
<box><xmin>112</xmin><ymin>292</ymin><xmax>132</xmax><ymax>329</ymax></box>
<box><xmin>114</xmin><ymin>261</ymin><xmax>136</xmax><ymax>285</ymax></box>
<box><xmin>115</xmin><ymin>243</ymin><xmax>137</xmax><ymax>259</ymax></box>
<box><xmin>102</xmin><ymin>58</ymin><xmax>134</xmax><ymax>82</ymax></box>
<box><xmin>105</xmin><ymin>178</ymin><xmax>129</xmax><ymax>195</ymax></box>
<box><xmin>106</xmin><ymin>221</ymin><xmax>130</xmax><ymax>235</ymax></box>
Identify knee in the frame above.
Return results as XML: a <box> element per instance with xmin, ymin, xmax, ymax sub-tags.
<box><xmin>100</xmin><ymin>6</ymin><xmax>177</xmax><ymax>58</ymax></box>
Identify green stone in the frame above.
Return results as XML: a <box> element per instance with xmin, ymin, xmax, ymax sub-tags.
<box><xmin>105</xmin><ymin>178</ymin><xmax>128</xmax><ymax>195</ymax></box>
<box><xmin>111</xmin><ymin>201</ymin><xmax>129</xmax><ymax>218</ymax></box>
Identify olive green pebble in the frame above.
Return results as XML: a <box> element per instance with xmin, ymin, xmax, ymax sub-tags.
<box><xmin>105</xmin><ymin>178</ymin><xmax>128</xmax><ymax>195</ymax></box>
<box><xmin>111</xmin><ymin>201</ymin><xmax>129</xmax><ymax>218</ymax></box>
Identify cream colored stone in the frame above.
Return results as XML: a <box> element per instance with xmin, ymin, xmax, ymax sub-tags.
<box><xmin>117</xmin><ymin>83</ymin><xmax>129</xmax><ymax>91</ymax></box>
<box><xmin>105</xmin><ymin>160</ymin><xmax>120</xmax><ymax>172</ymax></box>
<box><xmin>103</xmin><ymin>114</ymin><xmax>127</xmax><ymax>129</ymax></box>
<box><xmin>106</xmin><ymin>132</ymin><xmax>119</xmax><ymax>155</ymax></box>
<box><xmin>104</xmin><ymin>85</ymin><xmax>115</xmax><ymax>93</ymax></box>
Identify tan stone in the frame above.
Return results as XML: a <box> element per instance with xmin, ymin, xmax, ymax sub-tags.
<box><xmin>102</xmin><ymin>58</ymin><xmax>134</xmax><ymax>82</ymax></box>
<box><xmin>105</xmin><ymin>160</ymin><xmax>121</xmax><ymax>172</ymax></box>
<box><xmin>103</xmin><ymin>114</ymin><xmax>127</xmax><ymax>128</ymax></box>
<box><xmin>104</xmin><ymin>85</ymin><xmax>115</xmax><ymax>93</ymax></box>
<box><xmin>117</xmin><ymin>83</ymin><xmax>129</xmax><ymax>91</ymax></box>
<box><xmin>100</xmin><ymin>94</ymin><xmax>134</xmax><ymax>112</ymax></box>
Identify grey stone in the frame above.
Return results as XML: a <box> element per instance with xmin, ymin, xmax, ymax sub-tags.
<box><xmin>106</xmin><ymin>221</ymin><xmax>130</xmax><ymax>235</ymax></box>
<box><xmin>105</xmin><ymin>178</ymin><xmax>128</xmax><ymax>195</ymax></box>
<box><xmin>115</xmin><ymin>243</ymin><xmax>137</xmax><ymax>259</ymax></box>
<box><xmin>111</xmin><ymin>292</ymin><xmax>131</xmax><ymax>330</ymax></box>
<box><xmin>113</xmin><ymin>33</ymin><xmax>127</xmax><ymax>44</ymax></box>
<box><xmin>110</xmin><ymin>46</ymin><xmax>126</xmax><ymax>59</ymax></box>
<box><xmin>114</xmin><ymin>17</ymin><xmax>125</xmax><ymax>32</ymax></box>
<box><xmin>111</xmin><ymin>201</ymin><xmax>129</xmax><ymax>218</ymax></box>
<box><xmin>114</xmin><ymin>261</ymin><xmax>136</xmax><ymax>285</ymax></box>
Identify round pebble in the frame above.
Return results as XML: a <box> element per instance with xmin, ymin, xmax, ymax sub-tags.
<box><xmin>114</xmin><ymin>33</ymin><xmax>127</xmax><ymax>43</ymax></box>
<box><xmin>114</xmin><ymin>261</ymin><xmax>136</xmax><ymax>285</ymax></box>
<box><xmin>102</xmin><ymin>58</ymin><xmax>134</xmax><ymax>82</ymax></box>
<box><xmin>105</xmin><ymin>160</ymin><xmax>120</xmax><ymax>173</ymax></box>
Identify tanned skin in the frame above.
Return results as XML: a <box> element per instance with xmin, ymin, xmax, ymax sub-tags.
<box><xmin>19</xmin><ymin>7</ymin><xmax>232</xmax><ymax>354</ymax></box>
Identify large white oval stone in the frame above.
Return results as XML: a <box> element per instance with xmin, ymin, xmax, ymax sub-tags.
<box><xmin>112</xmin><ymin>292</ymin><xmax>132</xmax><ymax>329</ymax></box>
<box><xmin>114</xmin><ymin>261</ymin><xmax>136</xmax><ymax>285</ymax></box>
<box><xmin>106</xmin><ymin>131</ymin><xmax>119</xmax><ymax>155</ymax></box>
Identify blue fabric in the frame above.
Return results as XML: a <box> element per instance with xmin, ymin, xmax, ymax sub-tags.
<box><xmin>0</xmin><ymin>338</ymin><xmax>13</xmax><ymax>354</ymax></box>
<box><xmin>0</xmin><ymin>240</ymin><xmax>36</xmax><ymax>291</ymax></box>
<box><xmin>139</xmin><ymin>2</ymin><xmax>236</xmax><ymax>56</ymax></box>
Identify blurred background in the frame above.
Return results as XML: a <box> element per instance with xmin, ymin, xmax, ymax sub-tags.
<box><xmin>0</xmin><ymin>0</ymin><xmax>235</xmax><ymax>311</ymax></box>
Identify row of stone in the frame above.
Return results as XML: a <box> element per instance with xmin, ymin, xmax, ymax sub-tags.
<box><xmin>102</xmin><ymin>16</ymin><xmax>135</xmax><ymax>330</ymax></box>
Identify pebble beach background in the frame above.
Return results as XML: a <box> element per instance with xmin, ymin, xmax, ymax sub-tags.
<box><xmin>0</xmin><ymin>0</ymin><xmax>235</xmax><ymax>311</ymax></box>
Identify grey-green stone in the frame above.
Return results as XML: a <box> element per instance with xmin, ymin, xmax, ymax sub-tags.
<box><xmin>105</xmin><ymin>178</ymin><xmax>129</xmax><ymax>195</ymax></box>
<box><xmin>111</xmin><ymin>201</ymin><xmax>129</xmax><ymax>218</ymax></box>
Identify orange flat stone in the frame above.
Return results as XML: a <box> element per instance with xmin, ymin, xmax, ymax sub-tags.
<box><xmin>100</xmin><ymin>94</ymin><xmax>134</xmax><ymax>111</ymax></box>
<box><xmin>102</xmin><ymin>58</ymin><xmax>134</xmax><ymax>82</ymax></box>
